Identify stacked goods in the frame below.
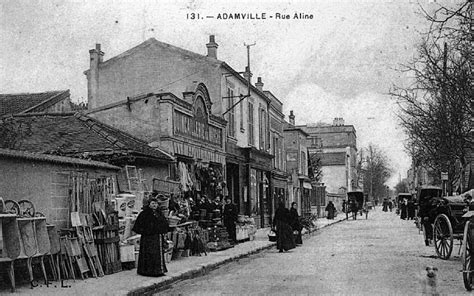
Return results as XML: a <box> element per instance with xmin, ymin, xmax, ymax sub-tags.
<box><xmin>206</xmin><ymin>226</ymin><xmax>232</xmax><ymax>251</ymax></box>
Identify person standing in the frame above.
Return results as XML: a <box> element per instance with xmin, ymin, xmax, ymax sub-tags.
<box><xmin>223</xmin><ymin>197</ymin><xmax>238</xmax><ymax>244</ymax></box>
<box><xmin>388</xmin><ymin>200</ymin><xmax>393</xmax><ymax>212</ymax></box>
<box><xmin>325</xmin><ymin>201</ymin><xmax>336</xmax><ymax>219</ymax></box>
<box><xmin>289</xmin><ymin>202</ymin><xmax>303</xmax><ymax>245</ymax></box>
<box><xmin>400</xmin><ymin>198</ymin><xmax>408</xmax><ymax>220</ymax></box>
<box><xmin>273</xmin><ymin>202</ymin><xmax>296</xmax><ymax>253</ymax></box>
<box><xmin>132</xmin><ymin>196</ymin><xmax>170</xmax><ymax>277</ymax></box>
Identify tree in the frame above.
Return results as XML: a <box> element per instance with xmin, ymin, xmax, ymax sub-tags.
<box><xmin>394</xmin><ymin>181</ymin><xmax>409</xmax><ymax>195</ymax></box>
<box><xmin>391</xmin><ymin>1</ymin><xmax>473</xmax><ymax>194</ymax></box>
<box><xmin>360</xmin><ymin>144</ymin><xmax>393</xmax><ymax>203</ymax></box>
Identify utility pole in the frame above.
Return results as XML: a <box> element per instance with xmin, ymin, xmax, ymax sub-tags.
<box><xmin>223</xmin><ymin>42</ymin><xmax>256</xmax><ymax>116</ymax></box>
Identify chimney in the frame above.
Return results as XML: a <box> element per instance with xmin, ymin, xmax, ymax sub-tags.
<box><xmin>206</xmin><ymin>35</ymin><xmax>218</xmax><ymax>59</ymax></box>
<box><xmin>255</xmin><ymin>77</ymin><xmax>264</xmax><ymax>91</ymax></box>
<box><xmin>289</xmin><ymin>110</ymin><xmax>295</xmax><ymax>126</ymax></box>
<box><xmin>340</xmin><ymin>117</ymin><xmax>345</xmax><ymax>126</ymax></box>
<box><xmin>87</xmin><ymin>43</ymin><xmax>104</xmax><ymax>110</ymax></box>
<box><xmin>243</xmin><ymin>66</ymin><xmax>253</xmax><ymax>84</ymax></box>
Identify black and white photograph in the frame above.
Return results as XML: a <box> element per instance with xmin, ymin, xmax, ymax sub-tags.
<box><xmin>0</xmin><ymin>0</ymin><xmax>472</xmax><ymax>294</ymax></box>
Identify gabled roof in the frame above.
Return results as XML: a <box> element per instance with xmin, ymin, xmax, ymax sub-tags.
<box><xmin>0</xmin><ymin>90</ymin><xmax>70</xmax><ymax>117</ymax></box>
<box><xmin>85</xmin><ymin>38</ymin><xmax>271</xmax><ymax>104</ymax></box>
<box><xmin>0</xmin><ymin>113</ymin><xmax>174</xmax><ymax>162</ymax></box>
<box><xmin>0</xmin><ymin>148</ymin><xmax>120</xmax><ymax>170</ymax></box>
<box><xmin>86</xmin><ymin>38</ymin><xmax>222</xmax><ymax>75</ymax></box>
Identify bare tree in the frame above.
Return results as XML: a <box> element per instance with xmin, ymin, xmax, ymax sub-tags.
<box><xmin>391</xmin><ymin>1</ymin><xmax>473</xmax><ymax>194</ymax></box>
<box><xmin>361</xmin><ymin>144</ymin><xmax>393</xmax><ymax>203</ymax></box>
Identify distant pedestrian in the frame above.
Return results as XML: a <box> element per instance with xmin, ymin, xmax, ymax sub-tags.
<box><xmin>273</xmin><ymin>201</ymin><xmax>296</xmax><ymax>253</ymax></box>
<box><xmin>132</xmin><ymin>196</ymin><xmax>170</xmax><ymax>277</ymax></box>
<box><xmin>388</xmin><ymin>200</ymin><xmax>393</xmax><ymax>212</ymax></box>
<box><xmin>342</xmin><ymin>200</ymin><xmax>347</xmax><ymax>213</ymax></box>
<box><xmin>289</xmin><ymin>202</ymin><xmax>303</xmax><ymax>245</ymax></box>
<box><xmin>325</xmin><ymin>201</ymin><xmax>336</xmax><ymax>219</ymax></box>
<box><xmin>223</xmin><ymin>197</ymin><xmax>238</xmax><ymax>244</ymax></box>
<box><xmin>382</xmin><ymin>199</ymin><xmax>388</xmax><ymax>212</ymax></box>
<box><xmin>400</xmin><ymin>198</ymin><xmax>408</xmax><ymax>220</ymax></box>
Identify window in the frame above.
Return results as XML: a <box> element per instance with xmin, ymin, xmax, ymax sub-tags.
<box><xmin>248</xmin><ymin>102</ymin><xmax>254</xmax><ymax>145</ymax></box>
<box><xmin>227</xmin><ymin>88</ymin><xmax>235</xmax><ymax>137</ymax></box>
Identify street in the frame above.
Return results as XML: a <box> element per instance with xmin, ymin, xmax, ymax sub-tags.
<box><xmin>156</xmin><ymin>208</ymin><xmax>469</xmax><ymax>295</ymax></box>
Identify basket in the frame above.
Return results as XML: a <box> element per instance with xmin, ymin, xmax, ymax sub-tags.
<box><xmin>268</xmin><ymin>230</ymin><xmax>277</xmax><ymax>242</ymax></box>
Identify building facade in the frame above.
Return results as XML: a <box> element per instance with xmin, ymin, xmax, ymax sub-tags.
<box><xmin>300</xmin><ymin>118</ymin><xmax>357</xmax><ymax>196</ymax></box>
<box><xmin>283</xmin><ymin>112</ymin><xmax>312</xmax><ymax>217</ymax></box>
<box><xmin>84</xmin><ymin>36</ymin><xmax>275</xmax><ymax>227</ymax></box>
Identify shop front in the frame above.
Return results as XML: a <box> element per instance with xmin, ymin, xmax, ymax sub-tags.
<box><xmin>271</xmin><ymin>172</ymin><xmax>289</xmax><ymax>216</ymax></box>
<box><xmin>242</xmin><ymin>147</ymin><xmax>273</xmax><ymax>228</ymax></box>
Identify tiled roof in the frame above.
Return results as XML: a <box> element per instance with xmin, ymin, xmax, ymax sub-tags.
<box><xmin>0</xmin><ymin>90</ymin><xmax>69</xmax><ymax>117</ymax></box>
<box><xmin>319</xmin><ymin>152</ymin><xmax>346</xmax><ymax>166</ymax></box>
<box><xmin>0</xmin><ymin>113</ymin><xmax>174</xmax><ymax>162</ymax></box>
<box><xmin>0</xmin><ymin>148</ymin><xmax>120</xmax><ymax>170</ymax></box>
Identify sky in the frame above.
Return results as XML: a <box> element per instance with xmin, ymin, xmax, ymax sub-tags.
<box><xmin>0</xmin><ymin>0</ymin><xmax>463</xmax><ymax>187</ymax></box>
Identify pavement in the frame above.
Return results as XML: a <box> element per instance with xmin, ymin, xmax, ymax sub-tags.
<box><xmin>4</xmin><ymin>213</ymin><xmax>347</xmax><ymax>296</ymax></box>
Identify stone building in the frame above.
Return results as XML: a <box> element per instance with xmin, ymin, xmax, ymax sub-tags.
<box><xmin>299</xmin><ymin>118</ymin><xmax>358</xmax><ymax>197</ymax></box>
<box><xmin>84</xmin><ymin>36</ymin><xmax>275</xmax><ymax>227</ymax></box>
<box><xmin>283</xmin><ymin>111</ymin><xmax>312</xmax><ymax>217</ymax></box>
<box><xmin>263</xmin><ymin>87</ymin><xmax>289</xmax><ymax>216</ymax></box>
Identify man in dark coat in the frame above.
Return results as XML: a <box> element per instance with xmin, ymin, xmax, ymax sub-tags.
<box><xmin>132</xmin><ymin>197</ymin><xmax>170</xmax><ymax>277</ymax></box>
<box><xmin>223</xmin><ymin>197</ymin><xmax>238</xmax><ymax>244</ymax></box>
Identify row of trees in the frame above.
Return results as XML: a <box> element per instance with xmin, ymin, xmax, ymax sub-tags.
<box><xmin>391</xmin><ymin>1</ymin><xmax>473</xmax><ymax>193</ymax></box>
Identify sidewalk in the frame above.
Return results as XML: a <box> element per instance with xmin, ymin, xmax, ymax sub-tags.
<box><xmin>6</xmin><ymin>214</ymin><xmax>346</xmax><ymax>295</ymax></box>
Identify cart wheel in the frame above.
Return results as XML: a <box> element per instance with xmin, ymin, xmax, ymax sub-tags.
<box><xmin>462</xmin><ymin>221</ymin><xmax>473</xmax><ymax>291</ymax></box>
<box><xmin>18</xmin><ymin>200</ymin><xmax>35</xmax><ymax>217</ymax></box>
<box><xmin>434</xmin><ymin>214</ymin><xmax>453</xmax><ymax>260</ymax></box>
<box><xmin>4</xmin><ymin>200</ymin><xmax>20</xmax><ymax>215</ymax></box>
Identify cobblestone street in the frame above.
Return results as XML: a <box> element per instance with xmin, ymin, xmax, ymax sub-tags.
<box><xmin>157</xmin><ymin>208</ymin><xmax>470</xmax><ymax>295</ymax></box>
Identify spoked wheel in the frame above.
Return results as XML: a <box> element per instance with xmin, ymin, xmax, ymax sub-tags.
<box><xmin>434</xmin><ymin>214</ymin><xmax>453</xmax><ymax>260</ymax></box>
<box><xmin>18</xmin><ymin>200</ymin><xmax>35</xmax><ymax>217</ymax></box>
<box><xmin>4</xmin><ymin>200</ymin><xmax>20</xmax><ymax>215</ymax></box>
<box><xmin>462</xmin><ymin>221</ymin><xmax>473</xmax><ymax>291</ymax></box>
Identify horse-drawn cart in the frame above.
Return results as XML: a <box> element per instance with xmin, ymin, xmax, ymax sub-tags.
<box><xmin>345</xmin><ymin>191</ymin><xmax>368</xmax><ymax>220</ymax></box>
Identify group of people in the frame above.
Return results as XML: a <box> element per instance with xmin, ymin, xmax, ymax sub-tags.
<box><xmin>382</xmin><ymin>199</ymin><xmax>393</xmax><ymax>212</ymax></box>
<box><xmin>273</xmin><ymin>202</ymin><xmax>303</xmax><ymax>253</ymax></box>
<box><xmin>132</xmin><ymin>194</ymin><xmax>240</xmax><ymax>277</ymax></box>
<box><xmin>399</xmin><ymin>198</ymin><xmax>416</xmax><ymax>220</ymax></box>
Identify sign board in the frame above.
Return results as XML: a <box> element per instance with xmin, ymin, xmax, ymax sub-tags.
<box><xmin>441</xmin><ymin>172</ymin><xmax>448</xmax><ymax>181</ymax></box>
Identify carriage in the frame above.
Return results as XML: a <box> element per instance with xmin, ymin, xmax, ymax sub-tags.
<box><xmin>345</xmin><ymin>191</ymin><xmax>368</xmax><ymax>220</ymax></box>
<box><xmin>417</xmin><ymin>186</ymin><xmax>474</xmax><ymax>261</ymax></box>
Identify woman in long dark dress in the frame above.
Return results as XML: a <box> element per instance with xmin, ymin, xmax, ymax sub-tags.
<box><xmin>325</xmin><ymin>201</ymin><xmax>336</xmax><ymax>219</ymax></box>
<box><xmin>132</xmin><ymin>197</ymin><xmax>170</xmax><ymax>277</ymax></box>
<box><xmin>273</xmin><ymin>202</ymin><xmax>296</xmax><ymax>252</ymax></box>
<box><xmin>289</xmin><ymin>202</ymin><xmax>303</xmax><ymax>245</ymax></box>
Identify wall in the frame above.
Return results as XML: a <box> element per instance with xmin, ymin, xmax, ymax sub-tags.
<box><xmin>0</xmin><ymin>157</ymin><xmax>117</xmax><ymax>228</ymax></box>
<box><xmin>88</xmin><ymin>97</ymin><xmax>163</xmax><ymax>144</ymax></box>
<box><xmin>321</xmin><ymin>166</ymin><xmax>347</xmax><ymax>194</ymax></box>
<box><xmin>93</xmin><ymin>41</ymin><xmax>222</xmax><ymax>114</ymax></box>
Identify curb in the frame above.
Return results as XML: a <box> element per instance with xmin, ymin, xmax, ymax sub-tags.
<box><xmin>127</xmin><ymin>218</ymin><xmax>345</xmax><ymax>295</ymax></box>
